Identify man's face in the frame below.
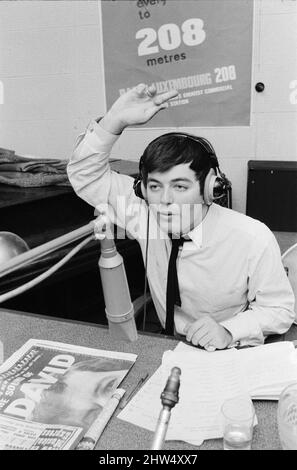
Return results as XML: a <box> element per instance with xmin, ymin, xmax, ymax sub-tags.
<box><xmin>146</xmin><ymin>163</ymin><xmax>205</xmax><ymax>236</ymax></box>
<box><xmin>64</xmin><ymin>369</ymin><xmax>126</xmax><ymax>409</ymax></box>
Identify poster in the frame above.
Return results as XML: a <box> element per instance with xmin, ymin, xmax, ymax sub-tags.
<box><xmin>100</xmin><ymin>0</ymin><xmax>254</xmax><ymax>127</ymax></box>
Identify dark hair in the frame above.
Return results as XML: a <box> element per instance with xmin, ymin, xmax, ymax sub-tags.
<box><xmin>140</xmin><ymin>133</ymin><xmax>218</xmax><ymax>195</ymax></box>
<box><xmin>69</xmin><ymin>357</ymin><xmax>131</xmax><ymax>373</ymax></box>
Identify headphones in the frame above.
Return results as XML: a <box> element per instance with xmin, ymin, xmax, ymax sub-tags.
<box><xmin>133</xmin><ymin>132</ymin><xmax>231</xmax><ymax>205</ymax></box>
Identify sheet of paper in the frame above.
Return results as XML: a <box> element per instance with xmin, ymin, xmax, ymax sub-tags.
<box><xmin>176</xmin><ymin>341</ymin><xmax>297</xmax><ymax>399</ymax></box>
<box><xmin>118</xmin><ymin>347</ymin><xmax>248</xmax><ymax>446</ymax></box>
<box><xmin>234</xmin><ymin>342</ymin><xmax>297</xmax><ymax>395</ymax></box>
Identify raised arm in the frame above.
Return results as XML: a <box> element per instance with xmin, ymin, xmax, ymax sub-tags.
<box><xmin>67</xmin><ymin>84</ymin><xmax>177</xmax><ymax>232</ymax></box>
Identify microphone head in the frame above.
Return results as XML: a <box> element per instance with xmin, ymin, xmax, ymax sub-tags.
<box><xmin>160</xmin><ymin>366</ymin><xmax>181</xmax><ymax>409</ymax></box>
<box><xmin>170</xmin><ymin>366</ymin><xmax>181</xmax><ymax>380</ymax></box>
<box><xmin>0</xmin><ymin>232</ymin><xmax>29</xmax><ymax>264</ymax></box>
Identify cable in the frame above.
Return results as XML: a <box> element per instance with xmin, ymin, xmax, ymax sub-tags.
<box><xmin>0</xmin><ymin>235</ymin><xmax>94</xmax><ymax>304</ymax></box>
<box><xmin>142</xmin><ymin>207</ymin><xmax>150</xmax><ymax>332</ymax></box>
<box><xmin>0</xmin><ymin>222</ymin><xmax>94</xmax><ymax>280</ymax></box>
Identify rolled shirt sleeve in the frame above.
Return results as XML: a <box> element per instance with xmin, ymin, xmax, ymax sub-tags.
<box><xmin>67</xmin><ymin>120</ymin><xmax>144</xmax><ymax>236</ymax></box>
<box><xmin>67</xmin><ymin>120</ymin><xmax>122</xmax><ymax>207</ymax></box>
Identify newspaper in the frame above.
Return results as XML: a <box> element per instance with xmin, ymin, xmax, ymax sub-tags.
<box><xmin>0</xmin><ymin>339</ymin><xmax>137</xmax><ymax>450</ymax></box>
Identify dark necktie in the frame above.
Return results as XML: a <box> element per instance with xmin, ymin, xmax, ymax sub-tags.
<box><xmin>165</xmin><ymin>237</ymin><xmax>185</xmax><ymax>336</ymax></box>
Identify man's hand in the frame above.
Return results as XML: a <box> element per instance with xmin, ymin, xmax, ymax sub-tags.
<box><xmin>100</xmin><ymin>83</ymin><xmax>178</xmax><ymax>135</ymax></box>
<box><xmin>183</xmin><ymin>316</ymin><xmax>232</xmax><ymax>351</ymax></box>
<box><xmin>93</xmin><ymin>211</ymin><xmax>112</xmax><ymax>240</ymax></box>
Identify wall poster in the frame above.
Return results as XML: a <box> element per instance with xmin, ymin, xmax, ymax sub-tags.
<box><xmin>100</xmin><ymin>0</ymin><xmax>254</xmax><ymax>127</ymax></box>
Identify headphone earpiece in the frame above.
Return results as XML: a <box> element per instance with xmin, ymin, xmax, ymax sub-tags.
<box><xmin>203</xmin><ymin>167</ymin><xmax>230</xmax><ymax>206</ymax></box>
<box><xmin>133</xmin><ymin>175</ymin><xmax>144</xmax><ymax>199</ymax></box>
<box><xmin>203</xmin><ymin>168</ymin><xmax>217</xmax><ymax>206</ymax></box>
<box><xmin>133</xmin><ymin>171</ymin><xmax>147</xmax><ymax>200</ymax></box>
<box><xmin>140</xmin><ymin>180</ymin><xmax>147</xmax><ymax>200</ymax></box>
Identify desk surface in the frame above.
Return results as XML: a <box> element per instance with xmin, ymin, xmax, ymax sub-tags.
<box><xmin>0</xmin><ymin>308</ymin><xmax>297</xmax><ymax>450</ymax></box>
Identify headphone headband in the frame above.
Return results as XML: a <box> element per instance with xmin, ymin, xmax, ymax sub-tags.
<box><xmin>138</xmin><ymin>132</ymin><xmax>218</xmax><ymax>173</ymax></box>
<box><xmin>163</xmin><ymin>133</ymin><xmax>217</xmax><ymax>158</ymax></box>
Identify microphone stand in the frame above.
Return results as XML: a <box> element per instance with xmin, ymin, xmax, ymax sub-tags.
<box><xmin>151</xmin><ymin>367</ymin><xmax>181</xmax><ymax>450</ymax></box>
<box><xmin>0</xmin><ymin>219</ymin><xmax>138</xmax><ymax>342</ymax></box>
<box><xmin>0</xmin><ymin>222</ymin><xmax>94</xmax><ymax>279</ymax></box>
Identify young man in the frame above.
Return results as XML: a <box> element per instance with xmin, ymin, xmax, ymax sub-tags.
<box><xmin>67</xmin><ymin>83</ymin><xmax>295</xmax><ymax>350</ymax></box>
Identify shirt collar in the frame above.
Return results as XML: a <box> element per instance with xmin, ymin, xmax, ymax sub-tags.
<box><xmin>186</xmin><ymin>203</ymin><xmax>220</xmax><ymax>249</ymax></box>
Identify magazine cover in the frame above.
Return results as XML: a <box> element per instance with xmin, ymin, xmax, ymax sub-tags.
<box><xmin>0</xmin><ymin>339</ymin><xmax>137</xmax><ymax>450</ymax></box>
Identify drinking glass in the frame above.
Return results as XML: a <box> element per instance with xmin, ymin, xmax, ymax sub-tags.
<box><xmin>277</xmin><ymin>382</ymin><xmax>297</xmax><ymax>450</ymax></box>
<box><xmin>221</xmin><ymin>395</ymin><xmax>255</xmax><ymax>450</ymax></box>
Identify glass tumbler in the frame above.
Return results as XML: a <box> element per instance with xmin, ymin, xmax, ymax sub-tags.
<box><xmin>221</xmin><ymin>395</ymin><xmax>255</xmax><ymax>450</ymax></box>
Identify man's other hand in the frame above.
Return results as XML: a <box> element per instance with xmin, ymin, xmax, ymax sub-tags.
<box><xmin>183</xmin><ymin>316</ymin><xmax>232</xmax><ymax>351</ymax></box>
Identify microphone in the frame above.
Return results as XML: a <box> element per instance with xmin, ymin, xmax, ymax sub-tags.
<box><xmin>151</xmin><ymin>366</ymin><xmax>181</xmax><ymax>450</ymax></box>
<box><xmin>98</xmin><ymin>236</ymin><xmax>138</xmax><ymax>342</ymax></box>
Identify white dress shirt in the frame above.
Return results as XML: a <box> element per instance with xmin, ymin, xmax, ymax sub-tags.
<box><xmin>67</xmin><ymin>120</ymin><xmax>295</xmax><ymax>347</ymax></box>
